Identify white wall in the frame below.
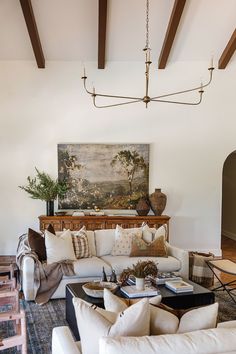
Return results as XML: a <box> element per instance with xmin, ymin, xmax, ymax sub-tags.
<box><xmin>0</xmin><ymin>60</ymin><xmax>236</xmax><ymax>255</ymax></box>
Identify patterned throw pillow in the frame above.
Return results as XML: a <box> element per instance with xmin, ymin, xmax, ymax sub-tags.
<box><xmin>111</xmin><ymin>225</ymin><xmax>142</xmax><ymax>256</ymax></box>
<box><xmin>129</xmin><ymin>234</ymin><xmax>168</xmax><ymax>257</ymax></box>
<box><xmin>72</xmin><ymin>226</ymin><xmax>91</xmax><ymax>259</ymax></box>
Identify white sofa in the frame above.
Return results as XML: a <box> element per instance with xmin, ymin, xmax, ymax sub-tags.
<box><xmin>21</xmin><ymin>228</ymin><xmax>189</xmax><ymax>301</ymax></box>
<box><xmin>52</xmin><ymin>322</ymin><xmax>236</xmax><ymax>354</ymax></box>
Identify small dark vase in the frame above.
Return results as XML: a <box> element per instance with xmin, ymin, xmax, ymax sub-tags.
<box><xmin>149</xmin><ymin>188</ymin><xmax>167</xmax><ymax>216</ymax></box>
<box><xmin>136</xmin><ymin>197</ymin><xmax>150</xmax><ymax>216</ymax></box>
<box><xmin>46</xmin><ymin>200</ymin><xmax>54</xmax><ymax>216</ymax></box>
<box><xmin>101</xmin><ymin>266</ymin><xmax>108</xmax><ymax>282</ymax></box>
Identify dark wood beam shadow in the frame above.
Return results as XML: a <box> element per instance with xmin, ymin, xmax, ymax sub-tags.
<box><xmin>158</xmin><ymin>0</ymin><xmax>186</xmax><ymax>69</ymax></box>
<box><xmin>98</xmin><ymin>0</ymin><xmax>107</xmax><ymax>69</ymax></box>
<box><xmin>19</xmin><ymin>0</ymin><xmax>45</xmax><ymax>68</ymax></box>
<box><xmin>218</xmin><ymin>29</ymin><xmax>236</xmax><ymax>69</ymax></box>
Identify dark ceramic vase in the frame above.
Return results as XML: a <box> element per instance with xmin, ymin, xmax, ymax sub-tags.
<box><xmin>136</xmin><ymin>197</ymin><xmax>150</xmax><ymax>216</ymax></box>
<box><xmin>149</xmin><ymin>188</ymin><xmax>167</xmax><ymax>216</ymax></box>
<box><xmin>46</xmin><ymin>200</ymin><xmax>54</xmax><ymax>216</ymax></box>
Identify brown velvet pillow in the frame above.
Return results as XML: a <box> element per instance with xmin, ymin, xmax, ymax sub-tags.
<box><xmin>129</xmin><ymin>235</ymin><xmax>168</xmax><ymax>257</ymax></box>
<box><xmin>47</xmin><ymin>223</ymin><xmax>56</xmax><ymax>235</ymax></box>
<box><xmin>28</xmin><ymin>228</ymin><xmax>47</xmax><ymax>261</ymax></box>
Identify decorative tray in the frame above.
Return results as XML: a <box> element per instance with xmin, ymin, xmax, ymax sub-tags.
<box><xmin>82</xmin><ymin>282</ymin><xmax>118</xmax><ymax>298</ymax></box>
<box><xmin>55</xmin><ymin>211</ymin><xmax>67</xmax><ymax>216</ymax></box>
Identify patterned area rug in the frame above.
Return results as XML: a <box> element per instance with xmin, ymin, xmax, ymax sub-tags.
<box><xmin>0</xmin><ymin>299</ymin><xmax>67</xmax><ymax>354</ymax></box>
<box><xmin>215</xmin><ymin>290</ymin><xmax>236</xmax><ymax>322</ymax></box>
<box><xmin>0</xmin><ymin>290</ymin><xmax>236</xmax><ymax>354</ymax></box>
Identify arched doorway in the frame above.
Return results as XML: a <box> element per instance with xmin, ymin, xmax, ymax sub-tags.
<box><xmin>221</xmin><ymin>151</ymin><xmax>236</xmax><ymax>262</ymax></box>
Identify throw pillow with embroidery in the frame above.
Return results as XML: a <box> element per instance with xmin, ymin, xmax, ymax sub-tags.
<box><xmin>111</xmin><ymin>225</ymin><xmax>142</xmax><ymax>256</ymax></box>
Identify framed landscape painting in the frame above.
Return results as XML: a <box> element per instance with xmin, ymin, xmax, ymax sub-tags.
<box><xmin>58</xmin><ymin>143</ymin><xmax>149</xmax><ymax>210</ymax></box>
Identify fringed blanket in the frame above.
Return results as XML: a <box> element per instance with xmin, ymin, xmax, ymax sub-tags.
<box><xmin>189</xmin><ymin>252</ymin><xmax>214</xmax><ymax>288</ymax></box>
<box><xmin>16</xmin><ymin>234</ymin><xmax>75</xmax><ymax>305</ymax></box>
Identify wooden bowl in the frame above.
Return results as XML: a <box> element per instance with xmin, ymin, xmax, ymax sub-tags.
<box><xmin>82</xmin><ymin>282</ymin><xmax>118</xmax><ymax>298</ymax></box>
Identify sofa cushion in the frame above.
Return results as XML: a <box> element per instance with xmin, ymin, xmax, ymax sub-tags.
<box><xmin>95</xmin><ymin>229</ymin><xmax>116</xmax><ymax>257</ymax></box>
<box><xmin>73</xmin><ymin>256</ymin><xmax>112</xmax><ymax>278</ymax></box>
<box><xmin>45</xmin><ymin>229</ymin><xmax>76</xmax><ymax>264</ymax></box>
<box><xmin>101</xmin><ymin>255</ymin><xmax>181</xmax><ymax>275</ymax></box>
<box><xmin>73</xmin><ymin>297</ymin><xmax>150</xmax><ymax>354</ymax></box>
<box><xmin>111</xmin><ymin>225</ymin><xmax>142</xmax><ymax>256</ymax></box>
<box><xmin>130</xmin><ymin>235</ymin><xmax>168</xmax><ymax>257</ymax></box>
<box><xmin>99</xmin><ymin>328</ymin><xmax>236</xmax><ymax>354</ymax></box>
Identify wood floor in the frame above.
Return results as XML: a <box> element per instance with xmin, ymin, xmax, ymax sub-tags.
<box><xmin>219</xmin><ymin>236</ymin><xmax>236</xmax><ymax>283</ymax></box>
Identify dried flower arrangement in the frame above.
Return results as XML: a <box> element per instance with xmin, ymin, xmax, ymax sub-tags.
<box><xmin>120</xmin><ymin>260</ymin><xmax>158</xmax><ymax>284</ymax></box>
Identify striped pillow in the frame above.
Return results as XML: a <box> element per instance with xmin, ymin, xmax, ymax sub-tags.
<box><xmin>72</xmin><ymin>226</ymin><xmax>91</xmax><ymax>259</ymax></box>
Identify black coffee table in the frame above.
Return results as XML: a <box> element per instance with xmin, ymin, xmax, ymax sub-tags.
<box><xmin>66</xmin><ymin>280</ymin><xmax>214</xmax><ymax>340</ymax></box>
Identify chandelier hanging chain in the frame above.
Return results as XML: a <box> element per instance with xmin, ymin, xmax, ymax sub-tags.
<box><xmin>145</xmin><ymin>0</ymin><xmax>150</xmax><ymax>49</ymax></box>
<box><xmin>81</xmin><ymin>0</ymin><xmax>214</xmax><ymax>108</ymax></box>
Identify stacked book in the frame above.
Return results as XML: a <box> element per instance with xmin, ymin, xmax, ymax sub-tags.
<box><xmin>165</xmin><ymin>280</ymin><xmax>194</xmax><ymax>293</ymax></box>
<box><xmin>121</xmin><ymin>284</ymin><xmax>160</xmax><ymax>298</ymax></box>
<box><xmin>151</xmin><ymin>272</ymin><xmax>182</xmax><ymax>285</ymax></box>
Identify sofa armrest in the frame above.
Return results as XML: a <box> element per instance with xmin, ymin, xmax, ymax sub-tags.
<box><xmin>166</xmin><ymin>243</ymin><xmax>189</xmax><ymax>279</ymax></box>
<box><xmin>21</xmin><ymin>255</ymin><xmax>36</xmax><ymax>301</ymax></box>
<box><xmin>52</xmin><ymin>326</ymin><xmax>81</xmax><ymax>354</ymax></box>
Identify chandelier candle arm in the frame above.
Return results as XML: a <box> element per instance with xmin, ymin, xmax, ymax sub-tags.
<box><xmin>92</xmin><ymin>98</ymin><xmax>143</xmax><ymax>109</ymax></box>
<box><xmin>150</xmin><ymin>93</ymin><xmax>203</xmax><ymax>106</ymax></box>
<box><xmin>151</xmin><ymin>67</ymin><xmax>214</xmax><ymax>101</ymax></box>
<box><xmin>81</xmin><ymin>0</ymin><xmax>214</xmax><ymax>109</ymax></box>
<box><xmin>82</xmin><ymin>76</ymin><xmax>142</xmax><ymax>100</ymax></box>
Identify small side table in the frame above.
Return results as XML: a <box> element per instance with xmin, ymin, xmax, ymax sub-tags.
<box><xmin>207</xmin><ymin>259</ymin><xmax>236</xmax><ymax>303</ymax></box>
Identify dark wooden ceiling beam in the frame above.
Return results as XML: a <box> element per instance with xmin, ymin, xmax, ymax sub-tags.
<box><xmin>98</xmin><ymin>0</ymin><xmax>107</xmax><ymax>69</ymax></box>
<box><xmin>218</xmin><ymin>29</ymin><xmax>236</xmax><ymax>69</ymax></box>
<box><xmin>158</xmin><ymin>0</ymin><xmax>186</xmax><ymax>69</ymax></box>
<box><xmin>19</xmin><ymin>0</ymin><xmax>45</xmax><ymax>68</ymax></box>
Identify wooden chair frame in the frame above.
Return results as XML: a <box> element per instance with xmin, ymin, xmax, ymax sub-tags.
<box><xmin>0</xmin><ymin>310</ymin><xmax>27</xmax><ymax>353</ymax></box>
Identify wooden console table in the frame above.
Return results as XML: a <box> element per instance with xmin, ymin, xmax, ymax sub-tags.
<box><xmin>39</xmin><ymin>215</ymin><xmax>170</xmax><ymax>239</ymax></box>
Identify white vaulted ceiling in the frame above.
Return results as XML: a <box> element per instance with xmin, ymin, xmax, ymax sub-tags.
<box><xmin>0</xmin><ymin>0</ymin><xmax>235</xmax><ymax>65</ymax></box>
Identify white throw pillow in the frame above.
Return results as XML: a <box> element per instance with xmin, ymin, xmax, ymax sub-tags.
<box><xmin>111</xmin><ymin>225</ymin><xmax>142</xmax><ymax>256</ymax></box>
<box><xmin>150</xmin><ymin>302</ymin><xmax>219</xmax><ymax>335</ymax></box>
<box><xmin>142</xmin><ymin>223</ymin><xmax>168</xmax><ymax>242</ymax></box>
<box><xmin>73</xmin><ymin>297</ymin><xmax>150</xmax><ymax>354</ymax></box>
<box><xmin>103</xmin><ymin>289</ymin><xmax>218</xmax><ymax>336</ymax></box>
<box><xmin>45</xmin><ymin>229</ymin><xmax>76</xmax><ymax>264</ymax></box>
<box><xmin>103</xmin><ymin>288</ymin><xmax>162</xmax><ymax>313</ymax></box>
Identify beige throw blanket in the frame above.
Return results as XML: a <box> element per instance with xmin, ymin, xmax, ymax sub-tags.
<box><xmin>189</xmin><ymin>252</ymin><xmax>214</xmax><ymax>288</ymax></box>
<box><xmin>16</xmin><ymin>233</ymin><xmax>75</xmax><ymax>305</ymax></box>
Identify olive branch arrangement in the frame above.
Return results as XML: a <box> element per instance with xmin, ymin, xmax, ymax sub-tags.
<box><xmin>19</xmin><ymin>168</ymin><xmax>69</xmax><ymax>201</ymax></box>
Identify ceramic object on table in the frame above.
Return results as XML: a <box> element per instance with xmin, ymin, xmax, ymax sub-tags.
<box><xmin>136</xmin><ymin>197</ymin><xmax>150</xmax><ymax>216</ymax></box>
<box><xmin>82</xmin><ymin>282</ymin><xmax>118</xmax><ymax>298</ymax></box>
<box><xmin>135</xmin><ymin>277</ymin><xmax>145</xmax><ymax>291</ymax></box>
<box><xmin>149</xmin><ymin>188</ymin><xmax>167</xmax><ymax>216</ymax></box>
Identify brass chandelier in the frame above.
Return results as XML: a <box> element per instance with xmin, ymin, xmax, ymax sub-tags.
<box><xmin>82</xmin><ymin>0</ymin><xmax>214</xmax><ymax>108</ymax></box>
